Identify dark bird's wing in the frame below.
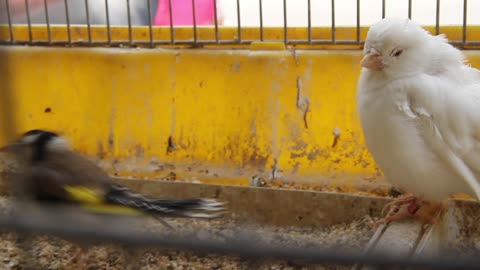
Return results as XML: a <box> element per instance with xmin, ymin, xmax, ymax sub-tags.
<box><xmin>19</xmin><ymin>151</ymin><xmax>225</xmax><ymax>218</ymax></box>
<box><xmin>105</xmin><ymin>184</ymin><xmax>224</xmax><ymax>218</ymax></box>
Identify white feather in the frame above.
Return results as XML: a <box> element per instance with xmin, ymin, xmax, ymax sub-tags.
<box><xmin>358</xmin><ymin>17</ymin><xmax>480</xmax><ymax>202</ymax></box>
<box><xmin>46</xmin><ymin>137</ymin><xmax>71</xmax><ymax>152</ymax></box>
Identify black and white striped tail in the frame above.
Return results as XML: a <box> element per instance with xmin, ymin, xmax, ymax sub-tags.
<box><xmin>105</xmin><ymin>184</ymin><xmax>225</xmax><ymax>218</ymax></box>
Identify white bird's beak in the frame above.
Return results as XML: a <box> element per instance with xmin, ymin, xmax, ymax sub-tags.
<box><xmin>360</xmin><ymin>48</ymin><xmax>384</xmax><ymax>70</ymax></box>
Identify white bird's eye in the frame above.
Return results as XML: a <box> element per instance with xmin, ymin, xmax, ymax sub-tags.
<box><xmin>391</xmin><ymin>48</ymin><xmax>403</xmax><ymax>57</ymax></box>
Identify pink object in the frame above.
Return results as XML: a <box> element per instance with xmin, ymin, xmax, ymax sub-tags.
<box><xmin>154</xmin><ymin>0</ymin><xmax>216</xmax><ymax>26</ymax></box>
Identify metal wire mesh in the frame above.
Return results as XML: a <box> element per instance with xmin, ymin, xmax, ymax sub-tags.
<box><xmin>0</xmin><ymin>0</ymin><xmax>478</xmax><ymax>48</ymax></box>
<box><xmin>0</xmin><ymin>201</ymin><xmax>479</xmax><ymax>269</ymax></box>
<box><xmin>1</xmin><ymin>0</ymin><xmax>480</xmax><ymax>268</ymax></box>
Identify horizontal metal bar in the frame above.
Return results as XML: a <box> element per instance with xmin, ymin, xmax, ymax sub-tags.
<box><xmin>4</xmin><ymin>39</ymin><xmax>480</xmax><ymax>48</ymax></box>
<box><xmin>2</xmin><ymin>34</ymin><xmax>480</xmax><ymax>49</ymax></box>
<box><xmin>0</xmin><ymin>39</ymin><xmax>365</xmax><ymax>46</ymax></box>
<box><xmin>1</xmin><ymin>202</ymin><xmax>480</xmax><ymax>270</ymax></box>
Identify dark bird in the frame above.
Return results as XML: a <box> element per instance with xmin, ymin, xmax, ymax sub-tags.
<box><xmin>0</xmin><ymin>129</ymin><xmax>225</xmax><ymax>219</ymax></box>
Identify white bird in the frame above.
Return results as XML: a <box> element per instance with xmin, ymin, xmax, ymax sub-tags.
<box><xmin>357</xmin><ymin>17</ymin><xmax>480</xmax><ymax>225</ymax></box>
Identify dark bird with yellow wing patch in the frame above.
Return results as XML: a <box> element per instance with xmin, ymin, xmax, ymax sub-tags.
<box><xmin>1</xmin><ymin>129</ymin><xmax>225</xmax><ymax>219</ymax></box>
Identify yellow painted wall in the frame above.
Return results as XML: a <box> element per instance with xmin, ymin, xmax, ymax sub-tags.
<box><xmin>1</xmin><ymin>26</ymin><xmax>480</xmax><ymax>190</ymax></box>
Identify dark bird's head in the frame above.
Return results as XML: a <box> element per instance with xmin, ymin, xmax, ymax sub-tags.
<box><xmin>0</xmin><ymin>129</ymin><xmax>70</xmax><ymax>162</ymax></box>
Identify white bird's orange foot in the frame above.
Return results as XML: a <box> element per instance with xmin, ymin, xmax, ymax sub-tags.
<box><xmin>374</xmin><ymin>195</ymin><xmax>445</xmax><ymax>228</ymax></box>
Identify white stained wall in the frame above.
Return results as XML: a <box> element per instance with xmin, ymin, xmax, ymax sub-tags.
<box><xmin>219</xmin><ymin>0</ymin><xmax>480</xmax><ymax>27</ymax></box>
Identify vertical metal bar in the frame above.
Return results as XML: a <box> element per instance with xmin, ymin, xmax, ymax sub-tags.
<box><xmin>168</xmin><ymin>0</ymin><xmax>174</xmax><ymax>44</ymax></box>
<box><xmin>462</xmin><ymin>0</ymin><xmax>467</xmax><ymax>46</ymax></box>
<box><xmin>192</xmin><ymin>0</ymin><xmax>197</xmax><ymax>45</ymax></box>
<box><xmin>1</xmin><ymin>0</ymin><xmax>17</xmax><ymax>151</ymax></box>
<box><xmin>5</xmin><ymin>0</ymin><xmax>14</xmax><ymax>43</ymax></box>
<box><xmin>213</xmin><ymin>0</ymin><xmax>219</xmax><ymax>43</ymax></box>
<box><xmin>356</xmin><ymin>0</ymin><xmax>360</xmax><ymax>43</ymax></box>
<box><xmin>408</xmin><ymin>0</ymin><xmax>412</xmax><ymax>19</ymax></box>
<box><xmin>127</xmin><ymin>0</ymin><xmax>133</xmax><ymax>46</ymax></box>
<box><xmin>283</xmin><ymin>0</ymin><xmax>287</xmax><ymax>44</ymax></box>
<box><xmin>44</xmin><ymin>0</ymin><xmax>51</xmax><ymax>43</ymax></box>
<box><xmin>25</xmin><ymin>0</ymin><xmax>32</xmax><ymax>43</ymax></box>
<box><xmin>435</xmin><ymin>0</ymin><xmax>440</xmax><ymax>35</ymax></box>
<box><xmin>64</xmin><ymin>0</ymin><xmax>72</xmax><ymax>45</ymax></box>
<box><xmin>331</xmin><ymin>0</ymin><xmax>335</xmax><ymax>43</ymax></box>
<box><xmin>236</xmin><ymin>0</ymin><xmax>241</xmax><ymax>43</ymax></box>
<box><xmin>105</xmin><ymin>0</ymin><xmax>111</xmax><ymax>44</ymax></box>
<box><xmin>85</xmin><ymin>0</ymin><xmax>92</xmax><ymax>44</ymax></box>
<box><xmin>382</xmin><ymin>0</ymin><xmax>386</xmax><ymax>19</ymax></box>
<box><xmin>307</xmin><ymin>0</ymin><xmax>311</xmax><ymax>43</ymax></box>
<box><xmin>147</xmin><ymin>0</ymin><xmax>154</xmax><ymax>47</ymax></box>
<box><xmin>259</xmin><ymin>0</ymin><xmax>264</xmax><ymax>41</ymax></box>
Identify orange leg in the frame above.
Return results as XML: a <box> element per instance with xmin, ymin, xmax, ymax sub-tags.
<box><xmin>374</xmin><ymin>200</ymin><xmax>417</xmax><ymax>228</ymax></box>
<box><xmin>381</xmin><ymin>194</ymin><xmax>418</xmax><ymax>216</ymax></box>
<box><xmin>413</xmin><ymin>201</ymin><xmax>446</xmax><ymax>225</ymax></box>
<box><xmin>374</xmin><ymin>195</ymin><xmax>445</xmax><ymax>228</ymax></box>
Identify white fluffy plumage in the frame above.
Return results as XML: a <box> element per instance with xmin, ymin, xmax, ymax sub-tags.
<box><xmin>357</xmin><ymin>17</ymin><xmax>480</xmax><ymax>202</ymax></box>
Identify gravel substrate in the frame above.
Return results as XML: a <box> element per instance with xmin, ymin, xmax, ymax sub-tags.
<box><xmin>0</xmin><ymin>197</ymin><xmax>378</xmax><ymax>270</ymax></box>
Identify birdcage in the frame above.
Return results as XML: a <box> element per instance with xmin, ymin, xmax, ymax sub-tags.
<box><xmin>0</xmin><ymin>0</ymin><xmax>480</xmax><ymax>269</ymax></box>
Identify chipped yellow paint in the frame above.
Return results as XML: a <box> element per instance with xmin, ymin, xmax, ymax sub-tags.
<box><xmin>0</xmin><ymin>45</ymin><xmax>376</xmax><ymax>183</ymax></box>
<box><xmin>249</xmin><ymin>42</ymin><xmax>286</xmax><ymax>51</ymax></box>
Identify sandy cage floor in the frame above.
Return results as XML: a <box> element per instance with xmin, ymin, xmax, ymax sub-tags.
<box><xmin>0</xmin><ymin>196</ymin><xmax>378</xmax><ymax>270</ymax></box>
<box><xmin>0</xmin><ymin>197</ymin><xmax>479</xmax><ymax>270</ymax></box>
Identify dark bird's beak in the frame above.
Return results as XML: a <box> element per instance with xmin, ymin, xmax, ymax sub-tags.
<box><xmin>361</xmin><ymin>48</ymin><xmax>384</xmax><ymax>70</ymax></box>
<box><xmin>0</xmin><ymin>143</ymin><xmax>23</xmax><ymax>153</ymax></box>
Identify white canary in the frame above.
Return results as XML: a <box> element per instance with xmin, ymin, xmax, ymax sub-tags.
<box><xmin>357</xmin><ymin>17</ymin><xmax>480</xmax><ymax>223</ymax></box>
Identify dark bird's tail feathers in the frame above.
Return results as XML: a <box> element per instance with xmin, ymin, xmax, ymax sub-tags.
<box><xmin>105</xmin><ymin>184</ymin><xmax>225</xmax><ymax>218</ymax></box>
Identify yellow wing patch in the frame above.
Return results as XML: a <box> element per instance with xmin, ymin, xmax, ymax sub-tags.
<box><xmin>64</xmin><ymin>185</ymin><xmax>143</xmax><ymax>216</ymax></box>
<box><xmin>64</xmin><ymin>185</ymin><xmax>104</xmax><ymax>204</ymax></box>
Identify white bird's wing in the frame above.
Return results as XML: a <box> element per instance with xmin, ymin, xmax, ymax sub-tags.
<box><xmin>401</xmin><ymin>74</ymin><xmax>480</xmax><ymax>200</ymax></box>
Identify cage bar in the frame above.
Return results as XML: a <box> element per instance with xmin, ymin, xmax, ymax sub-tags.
<box><xmin>356</xmin><ymin>0</ymin><xmax>360</xmax><ymax>43</ymax></box>
<box><xmin>436</xmin><ymin>0</ymin><xmax>440</xmax><ymax>35</ymax></box>
<box><xmin>147</xmin><ymin>0</ymin><xmax>154</xmax><ymax>47</ymax></box>
<box><xmin>105</xmin><ymin>0</ymin><xmax>112</xmax><ymax>44</ymax></box>
<box><xmin>331</xmin><ymin>0</ymin><xmax>335</xmax><ymax>43</ymax></box>
<box><xmin>382</xmin><ymin>0</ymin><xmax>386</xmax><ymax>19</ymax></box>
<box><xmin>463</xmin><ymin>0</ymin><xmax>467</xmax><ymax>46</ymax></box>
<box><xmin>213</xmin><ymin>0</ymin><xmax>219</xmax><ymax>43</ymax></box>
<box><xmin>192</xmin><ymin>0</ymin><xmax>198</xmax><ymax>45</ymax></box>
<box><xmin>307</xmin><ymin>0</ymin><xmax>311</xmax><ymax>43</ymax></box>
<box><xmin>168</xmin><ymin>0</ymin><xmax>175</xmax><ymax>44</ymax></box>
<box><xmin>5</xmin><ymin>0</ymin><xmax>14</xmax><ymax>43</ymax></box>
<box><xmin>283</xmin><ymin>0</ymin><xmax>287</xmax><ymax>44</ymax></box>
<box><xmin>43</xmin><ymin>0</ymin><xmax>51</xmax><ymax>43</ymax></box>
<box><xmin>408</xmin><ymin>0</ymin><xmax>412</xmax><ymax>19</ymax></box>
<box><xmin>127</xmin><ymin>0</ymin><xmax>133</xmax><ymax>46</ymax></box>
<box><xmin>0</xmin><ymin>2</ymin><xmax>479</xmax><ymax>53</ymax></box>
<box><xmin>64</xmin><ymin>0</ymin><xmax>71</xmax><ymax>45</ymax></box>
<box><xmin>85</xmin><ymin>0</ymin><xmax>92</xmax><ymax>44</ymax></box>
<box><xmin>25</xmin><ymin>0</ymin><xmax>32</xmax><ymax>42</ymax></box>
<box><xmin>259</xmin><ymin>0</ymin><xmax>264</xmax><ymax>41</ymax></box>
<box><xmin>237</xmin><ymin>0</ymin><xmax>241</xmax><ymax>43</ymax></box>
